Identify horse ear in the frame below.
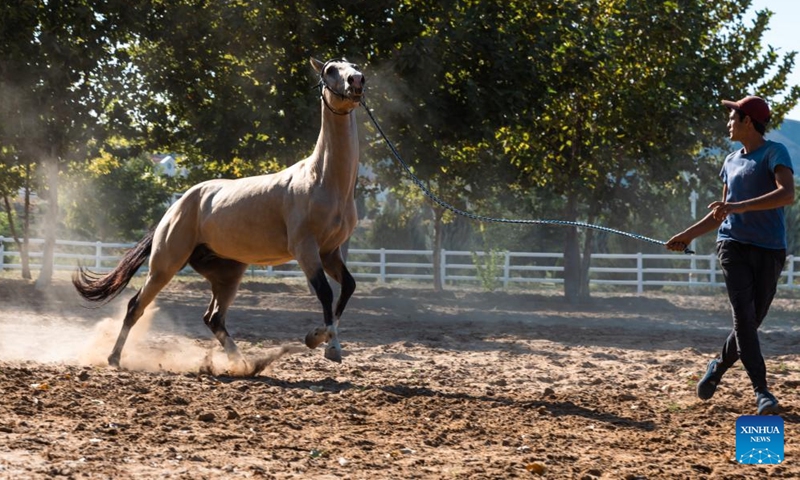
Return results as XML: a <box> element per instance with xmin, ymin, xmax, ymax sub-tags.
<box><xmin>310</xmin><ymin>57</ymin><xmax>325</xmax><ymax>74</ymax></box>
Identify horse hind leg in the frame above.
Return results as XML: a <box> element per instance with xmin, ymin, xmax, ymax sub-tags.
<box><xmin>108</xmin><ymin>269</ymin><xmax>174</xmax><ymax>367</ymax></box>
<box><xmin>202</xmin><ymin>281</ymin><xmax>246</xmax><ymax>371</ymax></box>
<box><xmin>190</xmin><ymin>246</ymin><xmax>249</xmax><ymax>369</ymax></box>
<box><xmin>107</xmin><ymin>222</ymin><xmax>206</xmax><ymax>367</ymax></box>
<box><xmin>108</xmin><ymin>291</ymin><xmax>142</xmax><ymax>368</ymax></box>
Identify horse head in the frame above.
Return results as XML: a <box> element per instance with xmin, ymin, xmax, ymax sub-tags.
<box><xmin>311</xmin><ymin>57</ymin><xmax>365</xmax><ymax>115</ymax></box>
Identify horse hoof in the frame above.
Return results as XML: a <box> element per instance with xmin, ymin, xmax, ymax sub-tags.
<box><xmin>305</xmin><ymin>327</ymin><xmax>330</xmax><ymax>349</ymax></box>
<box><xmin>107</xmin><ymin>355</ymin><xmax>121</xmax><ymax>368</ymax></box>
<box><xmin>225</xmin><ymin>349</ymin><xmax>246</xmax><ymax>367</ymax></box>
<box><xmin>230</xmin><ymin>358</ymin><xmax>251</xmax><ymax>377</ymax></box>
<box><xmin>324</xmin><ymin>344</ymin><xmax>342</xmax><ymax>363</ymax></box>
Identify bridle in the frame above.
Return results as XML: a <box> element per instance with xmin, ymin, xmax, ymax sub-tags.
<box><xmin>316</xmin><ymin>59</ymin><xmax>362</xmax><ymax>116</ymax></box>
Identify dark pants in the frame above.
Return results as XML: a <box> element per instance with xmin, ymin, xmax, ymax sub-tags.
<box><xmin>716</xmin><ymin>240</ymin><xmax>786</xmax><ymax>394</ymax></box>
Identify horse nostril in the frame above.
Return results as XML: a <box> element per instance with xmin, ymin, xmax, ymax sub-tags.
<box><xmin>348</xmin><ymin>74</ymin><xmax>364</xmax><ymax>89</ymax></box>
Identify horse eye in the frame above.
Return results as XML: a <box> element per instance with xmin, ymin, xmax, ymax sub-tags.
<box><xmin>325</xmin><ymin>65</ymin><xmax>338</xmax><ymax>77</ymax></box>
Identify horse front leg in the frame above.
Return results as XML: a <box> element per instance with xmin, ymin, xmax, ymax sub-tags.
<box><xmin>294</xmin><ymin>243</ymin><xmax>341</xmax><ymax>362</ymax></box>
<box><xmin>303</xmin><ymin>268</ymin><xmax>343</xmax><ymax>362</ymax></box>
<box><xmin>322</xmin><ymin>248</ymin><xmax>356</xmax><ymax>321</ymax></box>
<box><xmin>314</xmin><ymin>248</ymin><xmax>356</xmax><ymax>363</ymax></box>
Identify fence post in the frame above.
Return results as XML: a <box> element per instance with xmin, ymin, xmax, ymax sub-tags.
<box><xmin>786</xmin><ymin>255</ymin><xmax>794</xmax><ymax>288</ymax></box>
<box><xmin>440</xmin><ymin>249</ymin><xmax>447</xmax><ymax>286</ymax></box>
<box><xmin>0</xmin><ymin>237</ymin><xmax>4</xmax><ymax>272</ymax></box>
<box><xmin>95</xmin><ymin>242</ymin><xmax>102</xmax><ymax>269</ymax></box>
<box><xmin>636</xmin><ymin>252</ymin><xmax>643</xmax><ymax>295</ymax></box>
<box><xmin>709</xmin><ymin>254</ymin><xmax>717</xmax><ymax>286</ymax></box>
<box><xmin>380</xmin><ymin>248</ymin><xmax>386</xmax><ymax>283</ymax></box>
<box><xmin>503</xmin><ymin>251</ymin><xmax>511</xmax><ymax>289</ymax></box>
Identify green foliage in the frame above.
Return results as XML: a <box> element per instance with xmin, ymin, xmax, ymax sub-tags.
<box><xmin>0</xmin><ymin>208</ymin><xmax>10</xmax><ymax>238</ymax></box>
<box><xmin>0</xmin><ymin>0</ymin><xmax>155</xmax><ymax>284</ymax></box>
<box><xmin>62</xmin><ymin>154</ymin><xmax>172</xmax><ymax>241</ymax></box>
<box><xmin>471</xmin><ymin>225</ymin><xmax>507</xmax><ymax>293</ymax></box>
<box><xmin>1</xmin><ymin>0</ymin><xmax>798</xmax><ymax>290</ymax></box>
<box><xmin>486</xmin><ymin>0</ymin><xmax>799</xmax><ymax>298</ymax></box>
<box><xmin>0</xmin><ymin>159</ymin><xmax>23</xmax><ymax>238</ymax></box>
<box><xmin>0</xmin><ymin>155</ymin><xmax>24</xmax><ymax>199</ymax></box>
<box><xmin>367</xmin><ymin>193</ymin><xmax>431</xmax><ymax>250</ymax></box>
<box><xmin>0</xmin><ymin>149</ymin><xmax>37</xmax><ymax>240</ymax></box>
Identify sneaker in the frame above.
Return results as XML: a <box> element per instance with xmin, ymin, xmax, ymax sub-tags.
<box><xmin>697</xmin><ymin>359</ymin><xmax>723</xmax><ymax>400</ymax></box>
<box><xmin>756</xmin><ymin>391</ymin><xmax>779</xmax><ymax>415</ymax></box>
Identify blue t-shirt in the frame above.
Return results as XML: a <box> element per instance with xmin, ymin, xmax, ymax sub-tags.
<box><xmin>717</xmin><ymin>140</ymin><xmax>794</xmax><ymax>250</ymax></box>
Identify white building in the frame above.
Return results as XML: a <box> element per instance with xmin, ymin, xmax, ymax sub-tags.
<box><xmin>150</xmin><ymin>154</ymin><xmax>187</xmax><ymax>178</ymax></box>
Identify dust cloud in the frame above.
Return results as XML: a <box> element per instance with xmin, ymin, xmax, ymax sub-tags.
<box><xmin>0</xmin><ymin>299</ymin><xmax>303</xmax><ymax>376</ymax></box>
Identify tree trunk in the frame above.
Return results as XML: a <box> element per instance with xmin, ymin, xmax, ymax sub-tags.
<box><xmin>579</xmin><ymin>227</ymin><xmax>594</xmax><ymax>298</ymax></box>
<box><xmin>563</xmin><ymin>226</ymin><xmax>582</xmax><ymax>302</ymax></box>
<box><xmin>562</xmin><ymin>194</ymin><xmax>585</xmax><ymax>303</ymax></box>
<box><xmin>432</xmin><ymin>206</ymin><xmax>444</xmax><ymax>292</ymax></box>
<box><xmin>562</xmin><ymin>99</ymin><xmax>587</xmax><ymax>303</ymax></box>
<box><xmin>21</xmin><ymin>163</ymin><xmax>31</xmax><ymax>279</ymax></box>
<box><xmin>578</xmin><ymin>194</ymin><xmax>606</xmax><ymax>299</ymax></box>
<box><xmin>35</xmin><ymin>155</ymin><xmax>58</xmax><ymax>290</ymax></box>
<box><xmin>2</xmin><ymin>194</ymin><xmax>29</xmax><ymax>280</ymax></box>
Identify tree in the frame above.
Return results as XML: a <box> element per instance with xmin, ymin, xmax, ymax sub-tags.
<box><xmin>125</xmin><ymin>1</ymin><xmax>365</xmax><ymax>179</ymax></box>
<box><xmin>62</xmin><ymin>153</ymin><xmax>171</xmax><ymax>241</ymax></box>
<box><xmin>363</xmin><ymin>0</ymin><xmax>559</xmax><ymax>290</ymax></box>
<box><xmin>0</xmin><ymin>2</ymin><xmax>40</xmax><ymax>280</ymax></box>
<box><xmin>354</xmin><ymin>0</ymin><xmax>798</xmax><ymax>299</ymax></box>
<box><xmin>4</xmin><ymin>0</ymin><xmax>795</xmax><ymax>298</ymax></box>
<box><xmin>0</xmin><ymin>148</ymin><xmax>35</xmax><ymax>279</ymax></box>
<box><xmin>498</xmin><ymin>0</ymin><xmax>799</xmax><ymax>300</ymax></box>
<box><xmin>0</xmin><ymin>0</ymin><xmax>148</xmax><ymax>287</ymax></box>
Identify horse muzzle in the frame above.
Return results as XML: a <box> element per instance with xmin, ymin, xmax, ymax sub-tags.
<box><xmin>347</xmin><ymin>73</ymin><xmax>365</xmax><ymax>101</ymax></box>
<box><xmin>349</xmin><ymin>92</ymin><xmax>363</xmax><ymax>104</ymax></box>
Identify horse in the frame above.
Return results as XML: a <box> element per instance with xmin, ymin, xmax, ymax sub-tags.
<box><xmin>73</xmin><ymin>57</ymin><xmax>365</xmax><ymax>372</ymax></box>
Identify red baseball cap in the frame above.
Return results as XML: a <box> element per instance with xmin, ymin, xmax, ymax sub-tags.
<box><xmin>722</xmin><ymin>95</ymin><xmax>771</xmax><ymax>125</ymax></box>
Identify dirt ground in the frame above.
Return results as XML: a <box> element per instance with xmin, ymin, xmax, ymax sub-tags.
<box><xmin>1</xmin><ymin>276</ymin><xmax>799</xmax><ymax>479</ymax></box>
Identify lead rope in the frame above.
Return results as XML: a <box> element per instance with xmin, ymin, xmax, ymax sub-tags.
<box><xmin>361</xmin><ymin>101</ymin><xmax>693</xmax><ymax>254</ymax></box>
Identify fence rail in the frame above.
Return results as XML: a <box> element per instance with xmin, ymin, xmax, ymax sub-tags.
<box><xmin>2</xmin><ymin>236</ymin><xmax>799</xmax><ymax>293</ymax></box>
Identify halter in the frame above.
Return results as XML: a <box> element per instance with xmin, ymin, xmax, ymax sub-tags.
<box><xmin>316</xmin><ymin>58</ymin><xmax>360</xmax><ymax>116</ymax></box>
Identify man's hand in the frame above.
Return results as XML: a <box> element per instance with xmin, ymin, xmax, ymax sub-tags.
<box><xmin>708</xmin><ymin>201</ymin><xmax>742</xmax><ymax>222</ymax></box>
<box><xmin>665</xmin><ymin>233</ymin><xmax>693</xmax><ymax>252</ymax></box>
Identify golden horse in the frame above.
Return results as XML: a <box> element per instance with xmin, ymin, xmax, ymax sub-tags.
<box><xmin>73</xmin><ymin>58</ymin><xmax>365</xmax><ymax>371</ymax></box>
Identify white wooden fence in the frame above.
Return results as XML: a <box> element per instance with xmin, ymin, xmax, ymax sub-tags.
<box><xmin>2</xmin><ymin>236</ymin><xmax>799</xmax><ymax>293</ymax></box>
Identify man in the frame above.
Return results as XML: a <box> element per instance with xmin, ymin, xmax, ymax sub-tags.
<box><xmin>666</xmin><ymin>95</ymin><xmax>795</xmax><ymax>415</ymax></box>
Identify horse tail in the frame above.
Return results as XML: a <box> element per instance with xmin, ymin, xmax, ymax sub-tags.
<box><xmin>73</xmin><ymin>230</ymin><xmax>154</xmax><ymax>304</ymax></box>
